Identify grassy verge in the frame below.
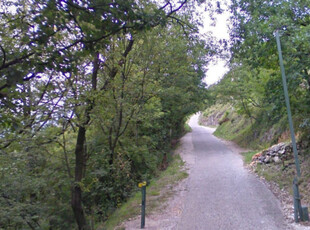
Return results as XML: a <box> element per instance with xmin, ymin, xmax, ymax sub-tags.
<box><xmin>101</xmin><ymin>154</ymin><xmax>188</xmax><ymax>230</ymax></box>
<box><xmin>184</xmin><ymin>123</ymin><xmax>192</xmax><ymax>133</ymax></box>
<box><xmin>242</xmin><ymin>151</ymin><xmax>295</xmax><ymax>190</ymax></box>
<box><xmin>201</xmin><ymin>104</ymin><xmax>289</xmax><ymax>150</ymax></box>
<box><xmin>201</xmin><ymin>103</ymin><xmax>310</xmax><ymax>212</ymax></box>
<box><xmin>241</xmin><ymin>151</ymin><xmax>260</xmax><ymax>164</ymax></box>
<box><xmin>242</xmin><ymin>149</ymin><xmax>310</xmax><ymax>208</ymax></box>
<box><xmin>253</xmin><ymin>155</ymin><xmax>310</xmax><ymax>204</ymax></box>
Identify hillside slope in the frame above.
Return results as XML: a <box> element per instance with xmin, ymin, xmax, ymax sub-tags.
<box><xmin>200</xmin><ymin>105</ymin><xmax>310</xmax><ymax>225</ymax></box>
<box><xmin>200</xmin><ymin>104</ymin><xmax>291</xmax><ymax>149</ymax></box>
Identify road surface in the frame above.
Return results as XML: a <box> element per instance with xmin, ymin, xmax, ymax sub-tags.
<box><xmin>177</xmin><ymin>114</ymin><xmax>289</xmax><ymax>230</ymax></box>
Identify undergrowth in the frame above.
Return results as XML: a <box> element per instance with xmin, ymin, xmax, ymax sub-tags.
<box><xmin>241</xmin><ymin>151</ymin><xmax>260</xmax><ymax>164</ymax></box>
<box><xmin>101</xmin><ymin>154</ymin><xmax>188</xmax><ymax>230</ymax></box>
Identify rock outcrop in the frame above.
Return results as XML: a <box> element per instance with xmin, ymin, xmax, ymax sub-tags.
<box><xmin>251</xmin><ymin>142</ymin><xmax>299</xmax><ymax>165</ymax></box>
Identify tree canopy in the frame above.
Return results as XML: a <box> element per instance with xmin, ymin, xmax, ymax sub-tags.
<box><xmin>209</xmin><ymin>0</ymin><xmax>310</xmax><ymax>146</ymax></box>
<box><xmin>0</xmin><ymin>0</ymin><xmax>214</xmax><ymax>229</ymax></box>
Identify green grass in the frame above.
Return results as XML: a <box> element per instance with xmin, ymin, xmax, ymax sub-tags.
<box><xmin>101</xmin><ymin>155</ymin><xmax>188</xmax><ymax>230</ymax></box>
<box><xmin>199</xmin><ymin>104</ymin><xmax>230</xmax><ymax>127</ymax></box>
<box><xmin>254</xmin><ymin>161</ymin><xmax>294</xmax><ymax>189</ymax></box>
<box><xmin>254</xmin><ymin>154</ymin><xmax>310</xmax><ymax>206</ymax></box>
<box><xmin>241</xmin><ymin>151</ymin><xmax>260</xmax><ymax>164</ymax></box>
<box><xmin>211</xmin><ymin>106</ymin><xmax>275</xmax><ymax>150</ymax></box>
<box><xmin>202</xmin><ymin>103</ymin><xmax>310</xmax><ymax>209</ymax></box>
<box><xmin>184</xmin><ymin>123</ymin><xmax>192</xmax><ymax>133</ymax></box>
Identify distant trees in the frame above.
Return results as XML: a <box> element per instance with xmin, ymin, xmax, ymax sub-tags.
<box><xmin>214</xmin><ymin>0</ymin><xmax>310</xmax><ymax>129</ymax></box>
<box><xmin>207</xmin><ymin>0</ymin><xmax>310</xmax><ymax>145</ymax></box>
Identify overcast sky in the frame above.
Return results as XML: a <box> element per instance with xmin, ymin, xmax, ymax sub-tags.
<box><xmin>199</xmin><ymin>1</ymin><xmax>231</xmax><ymax>86</ymax></box>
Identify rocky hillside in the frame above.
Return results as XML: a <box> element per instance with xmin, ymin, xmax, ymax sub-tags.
<box><xmin>200</xmin><ymin>104</ymin><xmax>289</xmax><ymax>149</ymax></box>
<box><xmin>199</xmin><ymin>104</ymin><xmax>230</xmax><ymax>127</ymax></box>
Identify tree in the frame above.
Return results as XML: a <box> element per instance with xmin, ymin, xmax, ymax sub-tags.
<box><xmin>0</xmin><ymin>0</ymin><xmax>212</xmax><ymax>229</ymax></box>
<box><xmin>229</xmin><ymin>0</ymin><xmax>310</xmax><ymax>129</ymax></box>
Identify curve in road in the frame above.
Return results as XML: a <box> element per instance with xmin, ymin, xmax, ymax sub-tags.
<box><xmin>177</xmin><ymin>114</ymin><xmax>290</xmax><ymax>230</ymax></box>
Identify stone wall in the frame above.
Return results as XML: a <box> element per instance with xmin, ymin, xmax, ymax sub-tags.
<box><xmin>251</xmin><ymin>142</ymin><xmax>300</xmax><ymax>164</ymax></box>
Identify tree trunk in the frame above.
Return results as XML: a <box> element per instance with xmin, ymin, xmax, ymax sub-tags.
<box><xmin>71</xmin><ymin>52</ymin><xmax>100</xmax><ymax>229</ymax></box>
<box><xmin>71</xmin><ymin>126</ymin><xmax>89</xmax><ymax>230</ymax></box>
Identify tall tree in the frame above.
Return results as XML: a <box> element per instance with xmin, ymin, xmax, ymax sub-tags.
<box><xmin>0</xmin><ymin>0</ymin><xmax>213</xmax><ymax>229</ymax></box>
<box><xmin>229</xmin><ymin>0</ymin><xmax>310</xmax><ymax>127</ymax></box>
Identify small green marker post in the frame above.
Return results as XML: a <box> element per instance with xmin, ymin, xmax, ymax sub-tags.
<box><xmin>138</xmin><ymin>182</ymin><xmax>147</xmax><ymax>229</ymax></box>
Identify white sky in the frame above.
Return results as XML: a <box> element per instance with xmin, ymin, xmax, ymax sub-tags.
<box><xmin>199</xmin><ymin>2</ymin><xmax>231</xmax><ymax>86</ymax></box>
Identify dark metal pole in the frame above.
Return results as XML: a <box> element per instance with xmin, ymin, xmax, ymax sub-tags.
<box><xmin>275</xmin><ymin>31</ymin><xmax>309</xmax><ymax>222</ymax></box>
<box><xmin>293</xmin><ymin>178</ymin><xmax>303</xmax><ymax>222</ymax></box>
<box><xmin>139</xmin><ymin>182</ymin><xmax>147</xmax><ymax>228</ymax></box>
<box><xmin>275</xmin><ymin>31</ymin><xmax>301</xmax><ymax>178</ymax></box>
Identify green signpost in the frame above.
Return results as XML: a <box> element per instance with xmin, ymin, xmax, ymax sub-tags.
<box><xmin>275</xmin><ymin>31</ymin><xmax>308</xmax><ymax>222</ymax></box>
<box><xmin>138</xmin><ymin>181</ymin><xmax>147</xmax><ymax>228</ymax></box>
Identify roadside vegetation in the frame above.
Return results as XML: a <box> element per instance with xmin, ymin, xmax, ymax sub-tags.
<box><xmin>0</xmin><ymin>1</ymin><xmax>216</xmax><ymax>229</ymax></box>
<box><xmin>103</xmin><ymin>154</ymin><xmax>188</xmax><ymax>230</ymax></box>
<box><xmin>200</xmin><ymin>103</ymin><xmax>310</xmax><ymax>211</ymax></box>
<box><xmin>2</xmin><ymin>0</ymin><xmax>310</xmax><ymax>229</ymax></box>
<box><xmin>200</xmin><ymin>0</ymin><xmax>310</xmax><ymax>213</ymax></box>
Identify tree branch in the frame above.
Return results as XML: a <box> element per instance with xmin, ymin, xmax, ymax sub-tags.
<box><xmin>0</xmin><ymin>52</ymin><xmax>35</xmax><ymax>71</ymax></box>
<box><xmin>0</xmin><ymin>44</ymin><xmax>6</xmax><ymax>68</ymax></box>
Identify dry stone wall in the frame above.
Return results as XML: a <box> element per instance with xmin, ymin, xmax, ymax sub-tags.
<box><xmin>251</xmin><ymin>142</ymin><xmax>301</xmax><ymax>165</ymax></box>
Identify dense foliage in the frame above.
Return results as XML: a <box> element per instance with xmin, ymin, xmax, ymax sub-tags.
<box><xmin>209</xmin><ymin>0</ymin><xmax>310</xmax><ymax>145</ymax></box>
<box><xmin>0</xmin><ymin>0</ymin><xmax>213</xmax><ymax>229</ymax></box>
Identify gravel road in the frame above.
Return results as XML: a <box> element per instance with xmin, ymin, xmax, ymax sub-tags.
<box><xmin>176</xmin><ymin>114</ymin><xmax>290</xmax><ymax>230</ymax></box>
